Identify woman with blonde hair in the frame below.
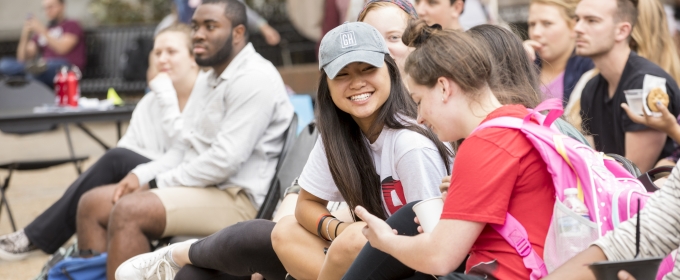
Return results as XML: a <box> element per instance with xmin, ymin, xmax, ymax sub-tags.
<box><xmin>524</xmin><ymin>0</ymin><xmax>593</xmax><ymax>102</ymax></box>
<box><xmin>632</xmin><ymin>0</ymin><xmax>680</xmax><ymax>83</ymax></box>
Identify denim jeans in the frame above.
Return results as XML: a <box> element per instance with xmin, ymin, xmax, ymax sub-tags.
<box><xmin>0</xmin><ymin>57</ymin><xmax>71</xmax><ymax>88</ymax></box>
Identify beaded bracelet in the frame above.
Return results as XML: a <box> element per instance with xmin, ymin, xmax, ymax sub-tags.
<box><xmin>326</xmin><ymin>218</ymin><xmax>338</xmax><ymax>241</ymax></box>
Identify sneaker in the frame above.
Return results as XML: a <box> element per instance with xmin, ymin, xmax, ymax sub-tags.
<box><xmin>0</xmin><ymin>229</ymin><xmax>38</xmax><ymax>261</ymax></box>
<box><xmin>115</xmin><ymin>240</ymin><xmax>195</xmax><ymax>280</ymax></box>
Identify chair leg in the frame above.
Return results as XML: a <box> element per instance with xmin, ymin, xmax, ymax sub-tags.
<box><xmin>117</xmin><ymin>121</ymin><xmax>122</xmax><ymax>140</ymax></box>
<box><xmin>64</xmin><ymin>124</ymin><xmax>83</xmax><ymax>175</ymax></box>
<box><xmin>0</xmin><ymin>167</ymin><xmax>17</xmax><ymax>232</ymax></box>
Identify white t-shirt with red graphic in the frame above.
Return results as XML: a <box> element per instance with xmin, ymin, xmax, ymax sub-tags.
<box><xmin>299</xmin><ymin>126</ymin><xmax>450</xmax><ymax>216</ymax></box>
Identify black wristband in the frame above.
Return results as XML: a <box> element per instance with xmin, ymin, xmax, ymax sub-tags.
<box><xmin>149</xmin><ymin>178</ymin><xmax>158</xmax><ymax>189</ymax></box>
<box><xmin>334</xmin><ymin>221</ymin><xmax>343</xmax><ymax>240</ymax></box>
<box><xmin>317</xmin><ymin>215</ymin><xmax>333</xmax><ymax>241</ymax></box>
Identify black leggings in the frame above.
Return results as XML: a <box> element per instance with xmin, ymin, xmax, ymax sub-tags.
<box><xmin>343</xmin><ymin>201</ymin><xmax>479</xmax><ymax>280</ymax></box>
<box><xmin>175</xmin><ymin>219</ymin><xmax>287</xmax><ymax>280</ymax></box>
<box><xmin>24</xmin><ymin>148</ymin><xmax>150</xmax><ymax>253</ymax></box>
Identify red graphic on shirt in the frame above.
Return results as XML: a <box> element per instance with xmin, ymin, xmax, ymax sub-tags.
<box><xmin>381</xmin><ymin>176</ymin><xmax>406</xmax><ymax>215</ymax></box>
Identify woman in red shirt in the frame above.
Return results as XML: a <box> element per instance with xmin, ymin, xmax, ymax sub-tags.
<box><xmin>347</xmin><ymin>20</ymin><xmax>556</xmax><ymax>279</ymax></box>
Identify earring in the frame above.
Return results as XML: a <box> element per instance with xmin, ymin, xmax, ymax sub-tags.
<box><xmin>441</xmin><ymin>97</ymin><xmax>445</xmax><ymax>102</ymax></box>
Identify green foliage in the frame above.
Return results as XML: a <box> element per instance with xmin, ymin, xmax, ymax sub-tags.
<box><xmin>89</xmin><ymin>0</ymin><xmax>172</xmax><ymax>25</ymax></box>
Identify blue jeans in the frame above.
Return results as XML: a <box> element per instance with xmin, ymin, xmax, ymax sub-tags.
<box><xmin>174</xmin><ymin>0</ymin><xmax>195</xmax><ymax>24</ymax></box>
<box><xmin>0</xmin><ymin>57</ymin><xmax>70</xmax><ymax>88</ymax></box>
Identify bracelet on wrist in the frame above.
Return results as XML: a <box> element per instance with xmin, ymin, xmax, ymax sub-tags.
<box><xmin>334</xmin><ymin>221</ymin><xmax>344</xmax><ymax>240</ymax></box>
<box><xmin>326</xmin><ymin>218</ymin><xmax>338</xmax><ymax>242</ymax></box>
<box><xmin>316</xmin><ymin>214</ymin><xmax>334</xmax><ymax>241</ymax></box>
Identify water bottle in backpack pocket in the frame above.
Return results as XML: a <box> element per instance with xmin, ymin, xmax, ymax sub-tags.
<box><xmin>544</xmin><ymin>196</ymin><xmax>598</xmax><ymax>271</ymax></box>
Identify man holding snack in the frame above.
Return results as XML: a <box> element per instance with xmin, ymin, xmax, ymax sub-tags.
<box><xmin>577</xmin><ymin>0</ymin><xmax>680</xmax><ymax>172</ymax></box>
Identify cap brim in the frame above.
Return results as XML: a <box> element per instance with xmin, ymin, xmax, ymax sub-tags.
<box><xmin>323</xmin><ymin>50</ymin><xmax>385</xmax><ymax>79</ymax></box>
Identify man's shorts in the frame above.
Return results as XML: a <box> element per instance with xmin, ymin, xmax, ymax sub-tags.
<box><xmin>150</xmin><ymin>186</ymin><xmax>257</xmax><ymax>237</ymax></box>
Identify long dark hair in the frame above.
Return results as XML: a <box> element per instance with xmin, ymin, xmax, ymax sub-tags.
<box><xmin>316</xmin><ymin>54</ymin><xmax>452</xmax><ymax>220</ymax></box>
<box><xmin>467</xmin><ymin>24</ymin><xmax>542</xmax><ymax>108</ymax></box>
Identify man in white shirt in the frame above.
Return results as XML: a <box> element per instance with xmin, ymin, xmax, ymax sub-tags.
<box><xmin>0</xmin><ymin>1</ymin><xmax>293</xmax><ymax>277</ymax></box>
<box><xmin>88</xmin><ymin>1</ymin><xmax>292</xmax><ymax>277</ymax></box>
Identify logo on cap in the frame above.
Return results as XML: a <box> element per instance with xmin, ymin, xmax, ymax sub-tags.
<box><xmin>340</xmin><ymin>31</ymin><xmax>357</xmax><ymax>48</ymax></box>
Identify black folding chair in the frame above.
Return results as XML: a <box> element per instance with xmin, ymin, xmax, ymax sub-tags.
<box><xmin>256</xmin><ymin>119</ymin><xmax>318</xmax><ymax>220</ymax></box>
<box><xmin>0</xmin><ymin>78</ymin><xmax>89</xmax><ymax>231</ymax></box>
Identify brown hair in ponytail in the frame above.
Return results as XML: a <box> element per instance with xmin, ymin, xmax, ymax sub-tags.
<box><xmin>402</xmin><ymin>19</ymin><xmax>493</xmax><ymax>99</ymax></box>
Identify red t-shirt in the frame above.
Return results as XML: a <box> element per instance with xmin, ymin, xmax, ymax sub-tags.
<box><xmin>441</xmin><ymin>105</ymin><xmax>555</xmax><ymax>280</ymax></box>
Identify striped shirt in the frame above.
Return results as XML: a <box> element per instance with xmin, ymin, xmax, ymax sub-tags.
<box><xmin>593</xmin><ymin>164</ymin><xmax>680</xmax><ymax>279</ymax></box>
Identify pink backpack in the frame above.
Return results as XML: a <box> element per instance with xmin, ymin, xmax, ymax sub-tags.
<box><xmin>657</xmin><ymin>249</ymin><xmax>677</xmax><ymax>279</ymax></box>
<box><xmin>470</xmin><ymin>99</ymin><xmax>650</xmax><ymax>279</ymax></box>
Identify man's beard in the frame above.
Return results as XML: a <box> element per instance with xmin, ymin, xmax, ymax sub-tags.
<box><xmin>196</xmin><ymin>32</ymin><xmax>233</xmax><ymax>67</ymax></box>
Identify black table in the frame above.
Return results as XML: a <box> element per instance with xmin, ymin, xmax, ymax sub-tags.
<box><xmin>0</xmin><ymin>105</ymin><xmax>135</xmax><ymax>151</ymax></box>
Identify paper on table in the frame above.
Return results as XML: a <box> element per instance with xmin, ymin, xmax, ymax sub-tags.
<box><xmin>642</xmin><ymin>74</ymin><xmax>667</xmax><ymax>116</ymax></box>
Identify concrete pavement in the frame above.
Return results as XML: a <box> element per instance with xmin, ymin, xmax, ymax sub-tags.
<box><xmin>0</xmin><ymin>122</ymin><xmax>126</xmax><ymax>279</ymax></box>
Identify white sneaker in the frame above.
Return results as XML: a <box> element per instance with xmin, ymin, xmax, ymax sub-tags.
<box><xmin>115</xmin><ymin>240</ymin><xmax>195</xmax><ymax>280</ymax></box>
<box><xmin>0</xmin><ymin>229</ymin><xmax>38</xmax><ymax>261</ymax></box>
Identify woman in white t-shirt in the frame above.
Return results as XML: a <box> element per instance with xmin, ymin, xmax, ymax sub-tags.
<box><xmin>118</xmin><ymin>24</ymin><xmax>204</xmax><ymax>160</ymax></box>
<box><xmin>269</xmin><ymin>22</ymin><xmax>452</xmax><ymax>280</ymax></box>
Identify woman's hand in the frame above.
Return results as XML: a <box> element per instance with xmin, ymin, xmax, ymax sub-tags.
<box><xmin>414</xmin><ymin>216</ymin><xmax>424</xmax><ymax>234</ymax></box>
<box><xmin>149</xmin><ymin>72</ymin><xmax>174</xmax><ymax>93</ymax></box>
<box><xmin>621</xmin><ymin>102</ymin><xmax>680</xmax><ymax>138</ymax></box>
<box><xmin>439</xmin><ymin>176</ymin><xmax>451</xmax><ymax>197</ymax></box>
<box><xmin>355</xmin><ymin>206</ymin><xmax>397</xmax><ymax>252</ymax></box>
<box><xmin>523</xmin><ymin>40</ymin><xmax>542</xmax><ymax>61</ymax></box>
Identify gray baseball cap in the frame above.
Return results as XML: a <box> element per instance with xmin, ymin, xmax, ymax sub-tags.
<box><xmin>319</xmin><ymin>22</ymin><xmax>390</xmax><ymax>79</ymax></box>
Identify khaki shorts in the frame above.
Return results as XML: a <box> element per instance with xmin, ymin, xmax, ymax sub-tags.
<box><xmin>150</xmin><ymin>187</ymin><xmax>257</xmax><ymax>237</ymax></box>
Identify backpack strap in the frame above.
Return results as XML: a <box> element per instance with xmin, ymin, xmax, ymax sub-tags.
<box><xmin>490</xmin><ymin>213</ymin><xmax>548</xmax><ymax>280</ymax></box>
<box><xmin>471</xmin><ymin>117</ymin><xmax>523</xmax><ymax>134</ymax></box>
<box><xmin>472</xmin><ymin>98</ymin><xmax>565</xmax><ymax>135</ymax></box>
<box><xmin>527</xmin><ymin>98</ymin><xmax>564</xmax><ymax>127</ymax></box>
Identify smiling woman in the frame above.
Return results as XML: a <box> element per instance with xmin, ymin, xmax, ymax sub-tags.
<box><xmin>270</xmin><ymin>21</ymin><xmax>453</xmax><ymax>280</ymax></box>
<box><xmin>327</xmin><ymin>62</ymin><xmax>391</xmax><ymax>134</ymax></box>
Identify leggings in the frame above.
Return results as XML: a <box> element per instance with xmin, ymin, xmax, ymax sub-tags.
<box><xmin>343</xmin><ymin>201</ymin><xmax>479</xmax><ymax>280</ymax></box>
<box><xmin>175</xmin><ymin>219</ymin><xmax>287</xmax><ymax>280</ymax></box>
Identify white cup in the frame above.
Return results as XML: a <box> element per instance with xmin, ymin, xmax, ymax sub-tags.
<box><xmin>624</xmin><ymin>89</ymin><xmax>645</xmax><ymax>116</ymax></box>
<box><xmin>412</xmin><ymin>197</ymin><xmax>444</xmax><ymax>233</ymax></box>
